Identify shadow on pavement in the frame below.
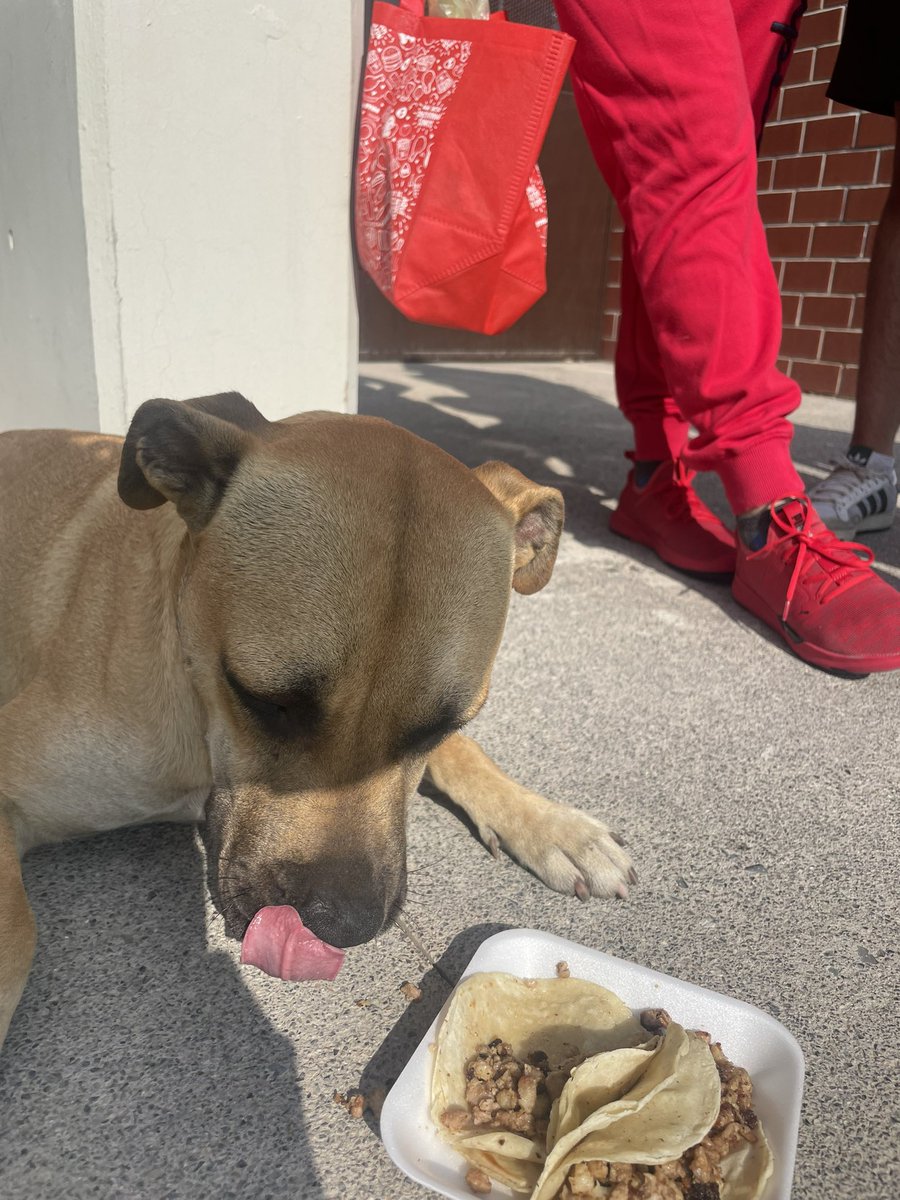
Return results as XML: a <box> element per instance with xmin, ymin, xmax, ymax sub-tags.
<box><xmin>359</xmin><ymin>361</ymin><xmax>900</xmax><ymax>660</ymax></box>
<box><xmin>360</xmin><ymin>362</ymin><xmax>631</xmax><ymax>550</ymax></box>
<box><xmin>0</xmin><ymin>824</ymin><xmax>325</xmax><ymax>1199</ymax></box>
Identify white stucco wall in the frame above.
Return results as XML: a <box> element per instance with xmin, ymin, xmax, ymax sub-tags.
<box><xmin>1</xmin><ymin>0</ymin><xmax>363</xmax><ymax>435</ymax></box>
<box><xmin>0</xmin><ymin>0</ymin><xmax>99</xmax><ymax>431</ymax></box>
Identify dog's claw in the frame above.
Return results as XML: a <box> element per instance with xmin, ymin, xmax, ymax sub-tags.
<box><xmin>574</xmin><ymin>877</ymin><xmax>591</xmax><ymax>902</ymax></box>
<box><xmin>628</xmin><ymin>866</ymin><xmax>638</xmax><ymax>885</ymax></box>
<box><xmin>611</xmin><ymin>831</ymin><xmax>627</xmax><ymax>848</ymax></box>
<box><xmin>486</xmin><ymin>830</ymin><xmax>501</xmax><ymax>860</ymax></box>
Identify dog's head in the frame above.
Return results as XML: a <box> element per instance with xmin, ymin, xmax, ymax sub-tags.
<box><xmin>118</xmin><ymin>393</ymin><xmax>563</xmax><ymax>947</ymax></box>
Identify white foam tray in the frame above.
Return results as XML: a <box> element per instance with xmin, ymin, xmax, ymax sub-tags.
<box><xmin>381</xmin><ymin>928</ymin><xmax>804</xmax><ymax>1200</ymax></box>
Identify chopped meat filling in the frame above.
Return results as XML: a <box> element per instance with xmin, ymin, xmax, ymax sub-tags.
<box><xmin>441</xmin><ymin>1038</ymin><xmax>583</xmax><ymax>1142</ymax></box>
<box><xmin>333</xmin><ymin>1089</ymin><xmax>367</xmax><ymax>1119</ymax></box>
<box><xmin>556</xmin><ymin>1025</ymin><xmax>761</xmax><ymax>1200</ymax></box>
<box><xmin>465</xmin><ymin>1165</ymin><xmax>493</xmax><ymax>1194</ymax></box>
<box><xmin>639</xmin><ymin>1008</ymin><xmax>673</xmax><ymax>1036</ymax></box>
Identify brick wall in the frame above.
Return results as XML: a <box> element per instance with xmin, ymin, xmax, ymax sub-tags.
<box><xmin>600</xmin><ymin>0</ymin><xmax>896</xmax><ymax>400</ymax></box>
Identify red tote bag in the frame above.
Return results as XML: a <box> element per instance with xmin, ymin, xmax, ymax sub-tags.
<box><xmin>355</xmin><ymin>0</ymin><xmax>574</xmax><ymax>335</ymax></box>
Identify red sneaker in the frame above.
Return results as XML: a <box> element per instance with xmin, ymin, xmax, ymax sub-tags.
<box><xmin>610</xmin><ymin>458</ymin><xmax>736</xmax><ymax>578</ymax></box>
<box><xmin>732</xmin><ymin>497</ymin><xmax>900</xmax><ymax>675</ymax></box>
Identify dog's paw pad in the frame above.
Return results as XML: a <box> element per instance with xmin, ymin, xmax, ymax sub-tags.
<box><xmin>497</xmin><ymin>802</ymin><xmax>635</xmax><ymax>901</ymax></box>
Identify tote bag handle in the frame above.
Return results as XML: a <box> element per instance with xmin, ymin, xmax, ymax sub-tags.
<box><xmin>397</xmin><ymin>0</ymin><xmax>508</xmax><ymax>19</ymax></box>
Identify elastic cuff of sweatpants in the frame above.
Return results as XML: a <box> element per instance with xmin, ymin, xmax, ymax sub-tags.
<box><xmin>705</xmin><ymin>438</ymin><xmax>806</xmax><ymax>515</ymax></box>
<box><xmin>630</xmin><ymin>413</ymin><xmax>691</xmax><ymax>463</ymax></box>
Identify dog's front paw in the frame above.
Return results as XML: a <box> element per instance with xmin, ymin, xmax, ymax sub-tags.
<box><xmin>481</xmin><ymin>797</ymin><xmax>636</xmax><ymax>901</ymax></box>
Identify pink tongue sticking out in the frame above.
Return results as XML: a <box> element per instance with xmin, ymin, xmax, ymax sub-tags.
<box><xmin>240</xmin><ymin>905</ymin><xmax>345</xmax><ymax>981</ymax></box>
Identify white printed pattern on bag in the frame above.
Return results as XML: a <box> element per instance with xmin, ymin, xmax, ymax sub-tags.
<box><xmin>526</xmin><ymin>170</ymin><xmax>548</xmax><ymax>250</ymax></box>
<box><xmin>357</xmin><ymin>22</ymin><xmax>547</xmax><ymax>291</ymax></box>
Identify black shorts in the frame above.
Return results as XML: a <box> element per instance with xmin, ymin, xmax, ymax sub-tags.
<box><xmin>827</xmin><ymin>0</ymin><xmax>900</xmax><ymax>118</ymax></box>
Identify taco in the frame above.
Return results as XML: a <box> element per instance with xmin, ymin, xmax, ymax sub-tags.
<box><xmin>533</xmin><ymin>1025</ymin><xmax>771</xmax><ymax>1199</ymax></box>
<box><xmin>431</xmin><ymin>973</ymin><xmax>649</xmax><ymax>1193</ymax></box>
<box><xmin>546</xmin><ymin>1043</ymin><xmax>662</xmax><ymax>1151</ymax></box>
<box><xmin>532</xmin><ymin>1022</ymin><xmax>721</xmax><ymax>1199</ymax></box>
<box><xmin>430</xmin><ymin>973</ymin><xmax>773</xmax><ymax>1200</ymax></box>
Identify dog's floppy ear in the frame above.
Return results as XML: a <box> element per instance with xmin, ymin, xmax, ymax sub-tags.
<box><xmin>118</xmin><ymin>392</ymin><xmax>270</xmax><ymax>532</ymax></box>
<box><xmin>474</xmin><ymin>461</ymin><xmax>564</xmax><ymax>595</ymax></box>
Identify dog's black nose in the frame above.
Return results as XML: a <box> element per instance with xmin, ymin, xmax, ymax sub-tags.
<box><xmin>272</xmin><ymin>856</ymin><xmax>406</xmax><ymax>948</ymax></box>
<box><xmin>299</xmin><ymin>894</ymin><xmax>384</xmax><ymax>948</ymax></box>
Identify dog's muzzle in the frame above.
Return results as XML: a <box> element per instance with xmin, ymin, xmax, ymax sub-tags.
<box><xmin>204</xmin><ymin>837</ymin><xmax>407</xmax><ymax>948</ymax></box>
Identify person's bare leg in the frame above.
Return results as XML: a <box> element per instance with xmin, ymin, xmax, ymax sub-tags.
<box><xmin>851</xmin><ymin>103</ymin><xmax>900</xmax><ymax>455</ymax></box>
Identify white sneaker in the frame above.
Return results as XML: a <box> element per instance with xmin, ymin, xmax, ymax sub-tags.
<box><xmin>808</xmin><ymin>448</ymin><xmax>898</xmax><ymax>538</ymax></box>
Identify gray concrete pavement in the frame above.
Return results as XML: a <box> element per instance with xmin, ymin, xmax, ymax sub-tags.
<box><xmin>1</xmin><ymin>361</ymin><xmax>898</xmax><ymax>1199</ymax></box>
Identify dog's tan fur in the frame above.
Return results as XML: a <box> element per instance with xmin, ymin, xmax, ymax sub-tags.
<box><xmin>0</xmin><ymin>394</ymin><xmax>632</xmax><ymax>1048</ymax></box>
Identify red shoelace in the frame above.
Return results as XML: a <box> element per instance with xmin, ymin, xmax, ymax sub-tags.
<box><xmin>747</xmin><ymin>497</ymin><xmax>874</xmax><ymax>622</ymax></box>
<box><xmin>661</xmin><ymin>459</ymin><xmax>720</xmax><ymax>524</ymax></box>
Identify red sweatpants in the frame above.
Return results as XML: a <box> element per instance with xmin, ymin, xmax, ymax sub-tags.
<box><xmin>553</xmin><ymin>0</ymin><xmax>807</xmax><ymax>514</ymax></box>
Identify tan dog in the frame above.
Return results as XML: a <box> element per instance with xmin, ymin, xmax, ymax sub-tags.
<box><xmin>0</xmin><ymin>393</ymin><xmax>633</xmax><ymax>1047</ymax></box>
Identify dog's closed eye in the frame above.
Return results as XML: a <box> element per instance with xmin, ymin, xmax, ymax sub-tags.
<box><xmin>398</xmin><ymin>705</ymin><xmax>467</xmax><ymax>758</ymax></box>
<box><xmin>224</xmin><ymin>665</ymin><xmax>322</xmax><ymax>740</ymax></box>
